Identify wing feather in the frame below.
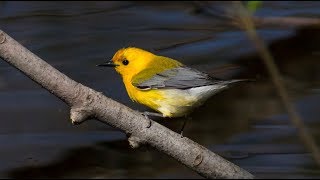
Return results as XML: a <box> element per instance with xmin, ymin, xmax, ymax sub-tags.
<box><xmin>132</xmin><ymin>66</ymin><xmax>223</xmax><ymax>90</ymax></box>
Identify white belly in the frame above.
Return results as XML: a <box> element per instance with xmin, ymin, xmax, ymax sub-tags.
<box><xmin>156</xmin><ymin>85</ymin><xmax>227</xmax><ymax>117</ymax></box>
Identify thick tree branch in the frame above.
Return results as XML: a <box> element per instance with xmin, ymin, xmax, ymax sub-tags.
<box><xmin>0</xmin><ymin>30</ymin><xmax>253</xmax><ymax>179</ymax></box>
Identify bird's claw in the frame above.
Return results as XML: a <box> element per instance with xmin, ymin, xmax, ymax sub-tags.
<box><xmin>142</xmin><ymin>112</ymin><xmax>152</xmax><ymax>128</ymax></box>
<box><xmin>180</xmin><ymin>131</ymin><xmax>184</xmax><ymax>138</ymax></box>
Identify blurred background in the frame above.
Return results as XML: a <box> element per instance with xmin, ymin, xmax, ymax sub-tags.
<box><xmin>0</xmin><ymin>1</ymin><xmax>320</xmax><ymax>178</ymax></box>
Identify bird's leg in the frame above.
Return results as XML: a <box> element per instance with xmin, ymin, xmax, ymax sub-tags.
<box><xmin>141</xmin><ymin>111</ymin><xmax>164</xmax><ymax>128</ymax></box>
<box><xmin>180</xmin><ymin>116</ymin><xmax>192</xmax><ymax>138</ymax></box>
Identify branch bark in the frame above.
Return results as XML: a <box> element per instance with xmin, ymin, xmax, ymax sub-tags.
<box><xmin>0</xmin><ymin>30</ymin><xmax>254</xmax><ymax>179</ymax></box>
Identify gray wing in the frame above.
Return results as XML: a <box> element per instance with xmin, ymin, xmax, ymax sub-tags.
<box><xmin>132</xmin><ymin>66</ymin><xmax>223</xmax><ymax>90</ymax></box>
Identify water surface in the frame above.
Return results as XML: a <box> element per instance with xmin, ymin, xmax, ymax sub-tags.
<box><xmin>0</xmin><ymin>1</ymin><xmax>320</xmax><ymax>178</ymax></box>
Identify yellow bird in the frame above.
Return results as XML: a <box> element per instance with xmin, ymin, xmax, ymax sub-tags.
<box><xmin>98</xmin><ymin>47</ymin><xmax>247</xmax><ymax>119</ymax></box>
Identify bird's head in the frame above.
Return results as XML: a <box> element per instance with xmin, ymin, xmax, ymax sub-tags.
<box><xmin>98</xmin><ymin>47</ymin><xmax>155</xmax><ymax>78</ymax></box>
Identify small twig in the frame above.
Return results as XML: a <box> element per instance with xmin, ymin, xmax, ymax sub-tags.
<box><xmin>252</xmin><ymin>16</ymin><xmax>320</xmax><ymax>28</ymax></box>
<box><xmin>196</xmin><ymin>1</ymin><xmax>320</xmax><ymax>29</ymax></box>
<box><xmin>232</xmin><ymin>16</ymin><xmax>320</xmax><ymax>29</ymax></box>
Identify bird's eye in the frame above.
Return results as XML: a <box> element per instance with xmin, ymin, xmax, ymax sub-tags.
<box><xmin>122</xmin><ymin>59</ymin><xmax>129</xmax><ymax>65</ymax></box>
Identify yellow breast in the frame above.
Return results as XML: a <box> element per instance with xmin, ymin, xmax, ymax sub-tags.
<box><xmin>123</xmin><ymin>76</ymin><xmax>164</xmax><ymax>112</ymax></box>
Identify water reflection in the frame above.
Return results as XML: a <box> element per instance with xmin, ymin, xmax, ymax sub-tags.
<box><xmin>0</xmin><ymin>1</ymin><xmax>320</xmax><ymax>178</ymax></box>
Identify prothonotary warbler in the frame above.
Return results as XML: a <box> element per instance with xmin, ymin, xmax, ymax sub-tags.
<box><xmin>98</xmin><ymin>47</ymin><xmax>248</xmax><ymax>119</ymax></box>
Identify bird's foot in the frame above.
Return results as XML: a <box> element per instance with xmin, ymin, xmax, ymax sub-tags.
<box><xmin>141</xmin><ymin>111</ymin><xmax>164</xmax><ymax>128</ymax></box>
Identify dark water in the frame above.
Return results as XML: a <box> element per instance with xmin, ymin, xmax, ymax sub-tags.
<box><xmin>1</xmin><ymin>1</ymin><xmax>320</xmax><ymax>178</ymax></box>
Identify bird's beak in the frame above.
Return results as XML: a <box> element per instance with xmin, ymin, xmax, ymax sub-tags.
<box><xmin>96</xmin><ymin>60</ymin><xmax>118</xmax><ymax>67</ymax></box>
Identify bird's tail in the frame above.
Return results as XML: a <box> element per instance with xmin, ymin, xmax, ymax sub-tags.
<box><xmin>223</xmin><ymin>78</ymin><xmax>255</xmax><ymax>86</ymax></box>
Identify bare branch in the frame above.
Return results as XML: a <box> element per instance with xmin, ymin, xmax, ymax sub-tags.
<box><xmin>0</xmin><ymin>30</ymin><xmax>253</xmax><ymax>179</ymax></box>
